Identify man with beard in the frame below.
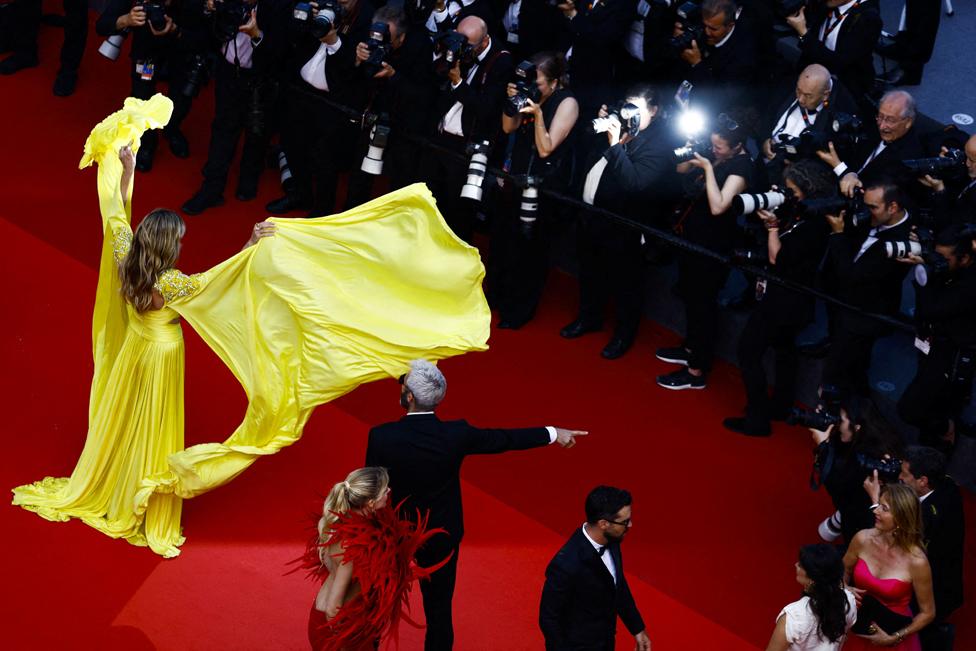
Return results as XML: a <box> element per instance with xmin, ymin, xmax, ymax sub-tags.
<box><xmin>540</xmin><ymin>485</ymin><xmax>651</xmax><ymax>651</ymax></box>
<box><xmin>365</xmin><ymin>359</ymin><xmax>586</xmax><ymax>650</ymax></box>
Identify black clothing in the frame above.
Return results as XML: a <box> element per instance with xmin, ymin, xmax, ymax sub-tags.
<box><xmin>502</xmin><ymin>0</ymin><xmax>568</xmax><ymax>61</ymax></box>
<box><xmin>539</xmin><ymin>527</ymin><xmax>645</xmax><ymax>651</ymax></box>
<box><xmin>3</xmin><ymin>0</ymin><xmax>87</xmax><ymax>73</ymax></box>
<box><xmin>843</xmin><ymin>127</ymin><xmax>926</xmax><ymax>191</ymax></box>
<box><xmin>922</xmin><ymin>479</ymin><xmax>966</xmax><ymax>620</ymax></box>
<box><xmin>891</xmin><ymin>0</ymin><xmax>941</xmax><ymax>82</ymax></box>
<box><xmin>559</xmin><ymin>0</ymin><xmax>631</xmax><ymax>117</ymax></box>
<box><xmin>365</xmin><ymin>413</ymin><xmax>550</xmax><ymax>651</ymax></box>
<box><xmin>929</xmin><ymin>177</ymin><xmax>976</xmax><ymax>230</ymax></box>
<box><xmin>681</xmin><ymin>23</ymin><xmax>760</xmax><ymax>112</ymax></box>
<box><xmin>614</xmin><ymin>0</ymin><xmax>674</xmax><ymax>85</ymax></box>
<box><xmin>797</xmin><ymin>0</ymin><xmax>882</xmax><ymax>110</ymax></box>
<box><xmin>818</xmin><ymin>439</ymin><xmax>878</xmax><ymax>542</ymax></box>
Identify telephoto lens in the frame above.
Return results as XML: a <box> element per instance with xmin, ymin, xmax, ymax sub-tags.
<box><xmin>884</xmin><ymin>240</ymin><xmax>923</xmax><ymax>259</ymax></box>
<box><xmin>787</xmin><ymin>407</ymin><xmax>840</xmax><ymax>431</ymax></box>
<box><xmin>518</xmin><ymin>176</ymin><xmax>541</xmax><ymax>237</ymax></box>
<box><xmin>460</xmin><ymin>141</ymin><xmax>491</xmax><ymax>201</ymax></box>
<box><xmin>731</xmin><ymin>190</ymin><xmax>789</xmax><ymax>216</ymax></box>
<box><xmin>361</xmin><ymin>120</ymin><xmax>391</xmax><ymax>175</ymax></box>
<box><xmin>276</xmin><ymin>148</ymin><xmax>294</xmax><ymax>193</ymax></box>
<box><xmin>98</xmin><ymin>31</ymin><xmax>128</xmax><ymax>61</ymax></box>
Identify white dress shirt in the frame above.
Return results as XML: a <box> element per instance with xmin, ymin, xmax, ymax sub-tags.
<box><xmin>583</xmin><ymin>157</ymin><xmax>609</xmax><ymax>205</ymax></box>
<box><xmin>819</xmin><ymin>0</ymin><xmax>858</xmax><ymax>51</ymax></box>
<box><xmin>223</xmin><ymin>31</ymin><xmax>261</xmax><ymax>69</ymax></box>
<box><xmin>439</xmin><ymin>41</ymin><xmax>492</xmax><ymax>137</ymax></box>
<box><xmin>771</xmin><ymin>100</ymin><xmax>824</xmax><ymax>140</ymax></box>
<box><xmin>854</xmin><ymin>211</ymin><xmax>909</xmax><ymax>262</ymax></box>
<box><xmin>300</xmin><ymin>38</ymin><xmax>343</xmax><ymax>91</ymax></box>
<box><xmin>581</xmin><ymin>524</ymin><xmax>617</xmax><ymax>583</ymax></box>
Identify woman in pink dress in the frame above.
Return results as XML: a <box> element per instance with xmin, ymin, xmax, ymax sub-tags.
<box><xmin>842</xmin><ymin>483</ymin><xmax>935</xmax><ymax>649</ymax></box>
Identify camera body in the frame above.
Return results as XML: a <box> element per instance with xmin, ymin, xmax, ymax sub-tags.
<box><xmin>434</xmin><ymin>29</ymin><xmax>474</xmax><ymax>69</ymax></box>
<box><xmin>214</xmin><ymin>0</ymin><xmax>252</xmax><ymax>42</ymax></box>
<box><xmin>856</xmin><ymin>453</ymin><xmax>901</xmax><ymax>483</ymax></box>
<box><xmin>293</xmin><ymin>0</ymin><xmax>342</xmax><ymax>40</ymax></box>
<box><xmin>506</xmin><ymin>60</ymin><xmax>541</xmax><ymax>117</ymax></box>
<box><xmin>142</xmin><ymin>1</ymin><xmax>168</xmax><ymax>31</ymax></box>
<box><xmin>363</xmin><ymin>22</ymin><xmax>392</xmax><ymax>76</ymax></box>
<box><xmin>182</xmin><ymin>53</ymin><xmax>210</xmax><ymax>97</ymax></box>
<box><xmin>772</xmin><ymin>113</ymin><xmax>863</xmax><ymax>161</ymax></box>
<box><xmin>885</xmin><ymin>227</ymin><xmax>951</xmax><ymax>276</ymax></box>
<box><xmin>592</xmin><ymin>101</ymin><xmax>642</xmax><ymax>136</ymax></box>
<box><xmin>902</xmin><ymin>148</ymin><xmax>967</xmax><ymax>180</ymax></box>
<box><xmin>798</xmin><ymin>187</ymin><xmax>870</xmax><ymax>228</ymax></box>
<box><xmin>673</xmin><ymin>139</ymin><xmax>710</xmax><ymax>163</ymax></box>
<box><xmin>789</xmin><ymin>384</ymin><xmax>844</xmax><ymax>430</ymax></box>
<box><xmin>669</xmin><ymin>0</ymin><xmax>704</xmax><ymax>51</ymax></box>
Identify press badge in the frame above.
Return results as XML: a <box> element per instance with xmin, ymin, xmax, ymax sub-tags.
<box><xmin>914</xmin><ymin>337</ymin><xmax>931</xmax><ymax>355</ymax></box>
<box><xmin>136</xmin><ymin>60</ymin><xmax>155</xmax><ymax>80</ymax></box>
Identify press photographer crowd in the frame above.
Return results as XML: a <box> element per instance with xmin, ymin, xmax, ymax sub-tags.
<box><xmin>2</xmin><ymin>0</ymin><xmax>972</xmax><ymax>647</ymax></box>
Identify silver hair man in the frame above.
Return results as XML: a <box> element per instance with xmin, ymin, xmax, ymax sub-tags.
<box><xmin>402</xmin><ymin>359</ymin><xmax>447</xmax><ymax>411</ymax></box>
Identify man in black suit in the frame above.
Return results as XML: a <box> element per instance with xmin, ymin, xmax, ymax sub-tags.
<box><xmin>0</xmin><ymin>0</ymin><xmax>87</xmax><ymax>96</ymax></box>
<box><xmin>786</xmin><ymin>0</ymin><xmax>881</xmax><ymax>112</ymax></box>
<box><xmin>820</xmin><ymin>180</ymin><xmax>913</xmax><ymax>395</ymax></box>
<box><xmin>365</xmin><ymin>359</ymin><xmax>587</xmax><ymax>651</ymax></box>
<box><xmin>560</xmin><ymin>84</ymin><xmax>676</xmax><ymax>360</ymax></box>
<box><xmin>899</xmin><ymin>446</ymin><xmax>965</xmax><ymax>651</ymax></box>
<box><xmin>921</xmin><ymin>134</ymin><xmax>976</xmax><ymax>229</ymax></box>
<box><xmin>539</xmin><ymin>485</ymin><xmax>651</xmax><ymax>651</ymax></box>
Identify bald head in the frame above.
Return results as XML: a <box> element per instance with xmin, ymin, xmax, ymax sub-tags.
<box><xmin>458</xmin><ymin>16</ymin><xmax>487</xmax><ymax>43</ymax></box>
<box><xmin>796</xmin><ymin>65</ymin><xmax>831</xmax><ymax>110</ymax></box>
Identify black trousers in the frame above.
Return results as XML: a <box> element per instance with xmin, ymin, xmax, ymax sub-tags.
<box><xmin>897</xmin><ymin>0</ymin><xmax>941</xmax><ymax>77</ymax></box>
<box><xmin>576</xmin><ymin>214</ymin><xmax>644</xmax><ymax>342</ymax></box>
<box><xmin>281</xmin><ymin>85</ymin><xmax>359</xmax><ymax>214</ymax></box>
<box><xmin>677</xmin><ymin>251</ymin><xmax>730</xmax><ymax>372</ymax></box>
<box><xmin>4</xmin><ymin>0</ymin><xmax>87</xmax><ymax>70</ymax></box>
<box><xmin>199</xmin><ymin>61</ymin><xmax>270</xmax><ymax>197</ymax></box>
<box><xmin>416</xmin><ymin>536</ymin><xmax>460</xmax><ymax>651</ymax></box>
<box><xmin>130</xmin><ymin>54</ymin><xmax>193</xmax><ymax>151</ymax></box>
<box><xmin>898</xmin><ymin>344</ymin><xmax>960</xmax><ymax>452</ymax></box>
<box><xmin>821</xmin><ymin>326</ymin><xmax>879</xmax><ymax>396</ymax></box>
<box><xmin>419</xmin><ymin>133</ymin><xmax>476</xmax><ymax>242</ymax></box>
<box><xmin>738</xmin><ymin>306</ymin><xmax>803</xmax><ymax>430</ymax></box>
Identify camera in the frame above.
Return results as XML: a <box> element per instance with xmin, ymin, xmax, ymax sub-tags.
<box><xmin>363</xmin><ymin>22</ymin><xmax>392</xmax><ymax>77</ymax></box>
<box><xmin>516</xmin><ymin>175</ymin><xmax>542</xmax><ymax>237</ymax></box>
<box><xmin>857</xmin><ymin>453</ymin><xmax>901</xmax><ymax>483</ymax></box>
<box><xmin>731</xmin><ymin>187</ymin><xmax>797</xmax><ymax>217</ymax></box>
<box><xmin>460</xmin><ymin>140</ymin><xmax>491</xmax><ymax>201</ymax></box>
<box><xmin>669</xmin><ymin>0</ymin><xmax>704</xmax><ymax>51</ymax></box>
<box><xmin>772</xmin><ymin>113</ymin><xmax>863</xmax><ymax>161</ymax></box>
<box><xmin>360</xmin><ymin>112</ymin><xmax>391</xmax><ymax>176</ymax></box>
<box><xmin>788</xmin><ymin>407</ymin><xmax>841</xmax><ymax>431</ymax></box>
<box><xmin>592</xmin><ymin>102</ymin><xmax>641</xmax><ymax>136</ymax></box>
<box><xmin>98</xmin><ymin>30</ymin><xmax>129</xmax><ymax>61</ymax></box>
<box><xmin>798</xmin><ymin>188</ymin><xmax>870</xmax><ymax>228</ymax></box>
<box><xmin>901</xmin><ymin>148</ymin><xmax>967</xmax><ymax>180</ymax></box>
<box><xmin>673</xmin><ymin>140</ymin><xmax>710</xmax><ymax>163</ymax></box>
<box><xmin>293</xmin><ymin>0</ymin><xmax>341</xmax><ymax>40</ymax></box>
<box><xmin>142</xmin><ymin>1</ymin><xmax>168</xmax><ymax>31</ymax></box>
<box><xmin>433</xmin><ymin>29</ymin><xmax>474</xmax><ymax>68</ymax></box>
<box><xmin>884</xmin><ymin>227</ymin><xmax>951</xmax><ymax>276</ymax></box>
<box><xmin>214</xmin><ymin>0</ymin><xmax>252</xmax><ymax>42</ymax></box>
<box><xmin>274</xmin><ymin>147</ymin><xmax>295</xmax><ymax>193</ymax></box>
<box><xmin>181</xmin><ymin>53</ymin><xmax>210</xmax><ymax>97</ymax></box>
<box><xmin>505</xmin><ymin>61</ymin><xmax>541</xmax><ymax>117</ymax></box>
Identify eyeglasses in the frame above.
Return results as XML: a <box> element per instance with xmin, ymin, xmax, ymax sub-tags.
<box><xmin>717</xmin><ymin>113</ymin><xmax>739</xmax><ymax>132</ymax></box>
<box><xmin>876</xmin><ymin>113</ymin><xmax>908</xmax><ymax>126</ymax></box>
<box><xmin>604</xmin><ymin>517</ymin><xmax>632</xmax><ymax>527</ymax></box>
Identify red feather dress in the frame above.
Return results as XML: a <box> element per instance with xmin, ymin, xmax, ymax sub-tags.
<box><xmin>297</xmin><ymin>504</ymin><xmax>451</xmax><ymax>651</ymax></box>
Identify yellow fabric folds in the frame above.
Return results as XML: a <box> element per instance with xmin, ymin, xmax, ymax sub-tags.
<box><xmin>12</xmin><ymin>95</ymin><xmax>491</xmax><ymax>557</ymax></box>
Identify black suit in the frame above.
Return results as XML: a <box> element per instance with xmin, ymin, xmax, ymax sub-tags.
<box><xmin>539</xmin><ymin>527</ymin><xmax>645</xmax><ymax>651</ymax></box>
<box><xmin>844</xmin><ymin>128</ymin><xmax>926</xmax><ymax>191</ymax></box>
<box><xmin>923</xmin><ymin>480</ymin><xmax>966</xmax><ymax>620</ymax></box>
<box><xmin>763</xmin><ymin>75</ymin><xmax>858</xmax><ymax>145</ymax></box>
<box><xmin>365</xmin><ymin>413</ymin><xmax>550</xmax><ymax>650</ymax></box>
<box><xmin>682</xmin><ymin>23</ymin><xmax>760</xmax><ymax>112</ymax></box>
<box><xmin>560</xmin><ymin>0</ymin><xmax>632</xmax><ymax>117</ymax></box>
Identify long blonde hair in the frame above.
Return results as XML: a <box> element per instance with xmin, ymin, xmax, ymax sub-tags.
<box><xmin>881</xmin><ymin>483</ymin><xmax>925</xmax><ymax>554</ymax></box>
<box><xmin>318</xmin><ymin>467</ymin><xmax>390</xmax><ymax>545</ymax></box>
<box><xmin>120</xmin><ymin>209</ymin><xmax>185</xmax><ymax>312</ymax></box>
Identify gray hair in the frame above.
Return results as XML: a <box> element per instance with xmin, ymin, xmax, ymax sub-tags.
<box><xmin>880</xmin><ymin>90</ymin><xmax>916</xmax><ymax>120</ymax></box>
<box><xmin>404</xmin><ymin>359</ymin><xmax>446</xmax><ymax>410</ymax></box>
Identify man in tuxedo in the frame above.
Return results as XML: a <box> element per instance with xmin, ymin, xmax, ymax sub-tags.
<box><xmin>539</xmin><ymin>485</ymin><xmax>651</xmax><ymax>651</ymax></box>
<box><xmin>422</xmin><ymin>15</ymin><xmax>513</xmax><ymax>241</ymax></box>
<box><xmin>365</xmin><ymin>359</ymin><xmax>587</xmax><ymax>651</ymax></box>
<box><xmin>921</xmin><ymin>134</ymin><xmax>976</xmax><ymax>228</ymax></box>
<box><xmin>818</xmin><ymin>90</ymin><xmax>925</xmax><ymax>198</ymax></box>
<box><xmin>560</xmin><ymin>84</ymin><xmax>676</xmax><ymax>360</ymax></box>
<box><xmin>786</xmin><ymin>0</ymin><xmax>881</xmax><ymax>112</ymax></box>
<box><xmin>820</xmin><ymin>180</ymin><xmax>913</xmax><ymax>395</ymax></box>
<box><xmin>899</xmin><ymin>446</ymin><xmax>965</xmax><ymax>651</ymax></box>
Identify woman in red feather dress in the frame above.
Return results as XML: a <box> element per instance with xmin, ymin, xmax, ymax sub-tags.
<box><xmin>303</xmin><ymin>467</ymin><xmax>449</xmax><ymax>651</ymax></box>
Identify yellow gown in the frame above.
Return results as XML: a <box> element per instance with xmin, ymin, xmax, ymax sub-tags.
<box><xmin>12</xmin><ymin>96</ymin><xmax>491</xmax><ymax>557</ymax></box>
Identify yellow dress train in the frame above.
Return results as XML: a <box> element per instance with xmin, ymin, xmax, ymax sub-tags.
<box><xmin>12</xmin><ymin>95</ymin><xmax>491</xmax><ymax>557</ymax></box>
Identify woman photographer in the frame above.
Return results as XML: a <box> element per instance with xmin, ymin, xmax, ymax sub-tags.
<box><xmin>724</xmin><ymin>159</ymin><xmax>834</xmax><ymax>437</ymax></box>
<box><xmin>657</xmin><ymin>113</ymin><xmax>757</xmax><ymax>390</ymax></box>
<box><xmin>765</xmin><ymin>544</ymin><xmax>856</xmax><ymax>651</ymax></box>
<box><xmin>808</xmin><ymin>396</ymin><xmax>904</xmax><ymax>545</ymax></box>
<box><xmin>490</xmin><ymin>51</ymin><xmax>578</xmax><ymax>329</ymax></box>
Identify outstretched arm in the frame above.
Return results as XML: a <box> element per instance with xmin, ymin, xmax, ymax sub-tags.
<box><xmin>120</xmin><ymin>145</ymin><xmax>135</xmax><ymax>209</ymax></box>
<box><xmin>242</xmin><ymin>220</ymin><xmax>277</xmax><ymax>251</ymax></box>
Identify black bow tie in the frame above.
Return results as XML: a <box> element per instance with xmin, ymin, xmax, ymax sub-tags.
<box><xmin>597</xmin><ymin>545</ymin><xmax>607</xmax><ymax>556</ymax></box>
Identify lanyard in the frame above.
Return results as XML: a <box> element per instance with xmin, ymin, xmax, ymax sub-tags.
<box><xmin>821</xmin><ymin>2</ymin><xmax>859</xmax><ymax>42</ymax></box>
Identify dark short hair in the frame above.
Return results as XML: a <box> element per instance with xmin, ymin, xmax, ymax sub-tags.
<box><xmin>865</xmin><ymin>179</ymin><xmax>905</xmax><ymax>210</ymax></box>
<box><xmin>374</xmin><ymin>4</ymin><xmax>408</xmax><ymax>34</ymax></box>
<box><xmin>903</xmin><ymin>445</ymin><xmax>947</xmax><ymax>488</ymax></box>
<box><xmin>626</xmin><ymin>83</ymin><xmax>660</xmax><ymax>108</ymax></box>
<box><xmin>532</xmin><ymin>51</ymin><xmax>569</xmax><ymax>88</ymax></box>
<box><xmin>702</xmin><ymin>0</ymin><xmax>736</xmax><ymax>25</ymax></box>
<box><xmin>935</xmin><ymin>223</ymin><xmax>975</xmax><ymax>259</ymax></box>
<box><xmin>585</xmin><ymin>486</ymin><xmax>632</xmax><ymax>524</ymax></box>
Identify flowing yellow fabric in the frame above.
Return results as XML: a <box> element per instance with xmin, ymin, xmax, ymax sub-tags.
<box><xmin>12</xmin><ymin>95</ymin><xmax>491</xmax><ymax>557</ymax></box>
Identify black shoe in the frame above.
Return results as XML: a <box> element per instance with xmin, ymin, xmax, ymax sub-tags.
<box><xmin>657</xmin><ymin>368</ymin><xmax>706</xmax><ymax>391</ymax></box>
<box><xmin>0</xmin><ymin>53</ymin><xmax>39</xmax><ymax>75</ymax></box>
<box><xmin>164</xmin><ymin>129</ymin><xmax>190</xmax><ymax>158</ymax></box>
<box><xmin>601</xmin><ymin>337</ymin><xmax>633</xmax><ymax>360</ymax></box>
<box><xmin>235</xmin><ymin>183</ymin><xmax>258</xmax><ymax>202</ymax></box>
<box><xmin>560</xmin><ymin>318</ymin><xmax>602</xmax><ymax>339</ymax></box>
<box><xmin>798</xmin><ymin>338</ymin><xmax>831</xmax><ymax>358</ymax></box>
<box><xmin>182</xmin><ymin>191</ymin><xmax>224</xmax><ymax>216</ymax></box>
<box><xmin>266</xmin><ymin>194</ymin><xmax>310</xmax><ymax>214</ymax></box>
<box><xmin>135</xmin><ymin>145</ymin><xmax>155</xmax><ymax>172</ymax></box>
<box><xmin>497</xmin><ymin>317</ymin><xmax>530</xmax><ymax>330</ymax></box>
<box><xmin>655</xmin><ymin>346</ymin><xmax>690</xmax><ymax>366</ymax></box>
<box><xmin>723</xmin><ymin>417</ymin><xmax>771</xmax><ymax>437</ymax></box>
<box><xmin>52</xmin><ymin>71</ymin><xmax>77</xmax><ymax>97</ymax></box>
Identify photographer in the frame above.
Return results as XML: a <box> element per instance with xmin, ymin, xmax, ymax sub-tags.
<box><xmin>786</xmin><ymin>0</ymin><xmax>881</xmax><ymax>112</ymax></box>
<box><xmin>560</xmin><ymin>85</ymin><xmax>674</xmax><ymax>359</ymax></box>
<box><xmin>818</xmin><ymin>90</ymin><xmax>925</xmax><ymax>199</ymax></box>
<box><xmin>422</xmin><ymin>15</ymin><xmax>513</xmax><ymax>241</ymax></box>
<box><xmin>0</xmin><ymin>0</ymin><xmax>87</xmax><ymax>96</ymax></box>
<box><xmin>672</xmin><ymin>0</ymin><xmax>760</xmax><ymax>114</ymax></box>
<box><xmin>808</xmin><ymin>395</ymin><xmax>904</xmax><ymax>544</ymax></box>
<box><xmin>182</xmin><ymin>0</ymin><xmax>292</xmax><ymax>215</ymax></box>
<box><xmin>919</xmin><ymin>134</ymin><xmax>976</xmax><ymax>229</ymax></box>
<box><xmin>656</xmin><ymin>113</ymin><xmax>757</xmax><ymax>389</ymax></box>
<box><xmin>501</xmin><ymin>0</ymin><xmax>567</xmax><ymax>62</ymax></box>
<box><xmin>489</xmin><ymin>52</ymin><xmax>578</xmax><ymax>330</ymax></box>
<box><xmin>96</xmin><ymin>0</ymin><xmax>211</xmax><ymax>171</ymax></box>
<box><xmin>265</xmin><ymin>0</ymin><xmax>374</xmax><ymax>216</ymax></box>
<box><xmin>616</xmin><ymin>0</ymin><xmax>676</xmax><ymax>85</ymax></box>
<box><xmin>820</xmin><ymin>180</ymin><xmax>912</xmax><ymax>396</ymax></box>
<box><xmin>723</xmin><ymin>160</ymin><xmax>834</xmax><ymax>437</ymax></box>
<box><xmin>896</xmin><ymin>223</ymin><xmax>976</xmax><ymax>456</ymax></box>
<box><xmin>342</xmin><ymin>4</ymin><xmax>438</xmax><ymax>208</ymax></box>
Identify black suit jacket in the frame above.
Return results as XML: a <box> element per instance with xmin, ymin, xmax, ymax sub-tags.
<box><xmin>922</xmin><ymin>479</ymin><xmax>966</xmax><ymax>618</ymax></box>
<box><xmin>431</xmin><ymin>39</ymin><xmax>514</xmax><ymax>142</ymax></box>
<box><xmin>764</xmin><ymin>75</ymin><xmax>858</xmax><ymax>142</ymax></box>
<box><xmin>798</xmin><ymin>0</ymin><xmax>882</xmax><ymax>106</ymax></box>
<box><xmin>365</xmin><ymin>413</ymin><xmax>549</xmax><ymax>547</ymax></box>
<box><xmin>684</xmin><ymin>23</ymin><xmax>760</xmax><ymax>111</ymax></box>
<box><xmin>539</xmin><ymin>528</ymin><xmax>645</xmax><ymax>650</ymax></box>
<box><xmin>846</xmin><ymin>127</ymin><xmax>926</xmax><ymax>189</ymax></box>
<box><xmin>561</xmin><ymin>0</ymin><xmax>633</xmax><ymax>89</ymax></box>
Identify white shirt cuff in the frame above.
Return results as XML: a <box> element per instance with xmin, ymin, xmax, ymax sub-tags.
<box><xmin>546</xmin><ymin>426</ymin><xmax>557</xmax><ymax>444</ymax></box>
<box><xmin>833</xmin><ymin>162</ymin><xmax>848</xmax><ymax>177</ymax></box>
<box><xmin>325</xmin><ymin>37</ymin><xmax>342</xmax><ymax>55</ymax></box>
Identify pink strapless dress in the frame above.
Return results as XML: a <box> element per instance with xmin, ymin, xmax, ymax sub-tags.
<box><xmin>844</xmin><ymin>558</ymin><xmax>920</xmax><ymax>651</ymax></box>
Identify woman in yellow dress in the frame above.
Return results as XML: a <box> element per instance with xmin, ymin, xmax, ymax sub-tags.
<box><xmin>12</xmin><ymin>95</ymin><xmax>491</xmax><ymax>557</ymax></box>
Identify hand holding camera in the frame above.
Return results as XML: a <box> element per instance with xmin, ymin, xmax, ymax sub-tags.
<box><xmin>815</xmin><ymin>141</ymin><xmax>841</xmax><ymax>169</ymax></box>
<box><xmin>679</xmin><ymin>36</ymin><xmax>702</xmax><ymax>66</ymax></box>
<box><xmin>238</xmin><ymin>8</ymin><xmax>260</xmax><ymax>39</ymax></box>
<box><xmin>150</xmin><ymin>14</ymin><xmax>177</xmax><ymax>37</ymax></box>
<box><xmin>119</xmin><ymin>5</ymin><xmax>147</xmax><ymax>29</ymax></box>
<box><xmin>839</xmin><ymin>172</ymin><xmax>863</xmax><ymax>198</ymax></box>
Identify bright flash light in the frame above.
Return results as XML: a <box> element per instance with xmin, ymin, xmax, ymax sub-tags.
<box><xmin>677</xmin><ymin>108</ymin><xmax>707</xmax><ymax>139</ymax></box>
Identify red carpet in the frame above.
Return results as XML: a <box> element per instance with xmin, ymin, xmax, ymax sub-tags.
<box><xmin>3</xmin><ymin>12</ymin><xmax>975</xmax><ymax>650</ymax></box>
